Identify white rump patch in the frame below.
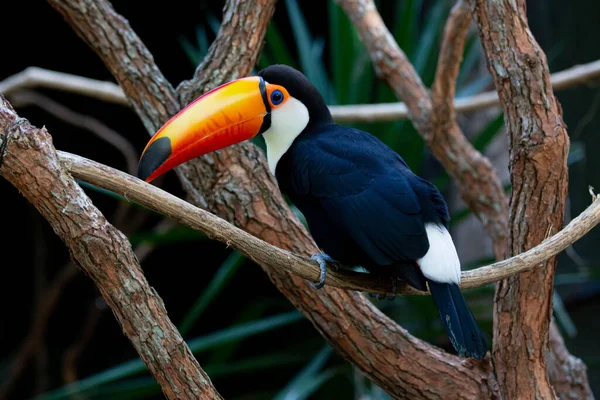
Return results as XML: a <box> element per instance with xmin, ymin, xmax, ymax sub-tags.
<box><xmin>417</xmin><ymin>223</ymin><xmax>461</xmax><ymax>284</ymax></box>
<box><xmin>262</xmin><ymin>96</ymin><xmax>309</xmax><ymax>175</ymax></box>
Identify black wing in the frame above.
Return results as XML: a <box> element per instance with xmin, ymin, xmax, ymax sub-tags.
<box><xmin>288</xmin><ymin>126</ymin><xmax>430</xmax><ymax>265</ymax></box>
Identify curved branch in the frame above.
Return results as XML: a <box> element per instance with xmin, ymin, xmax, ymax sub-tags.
<box><xmin>337</xmin><ymin>0</ymin><xmax>509</xmax><ymax>258</ymax></box>
<box><xmin>176</xmin><ymin>0</ymin><xmax>277</xmax><ymax>105</ymax></box>
<box><xmin>432</xmin><ymin>0</ymin><xmax>471</xmax><ymax>129</ymax></box>
<box><xmin>9</xmin><ymin>90</ymin><xmax>139</xmax><ymax>175</ymax></box>
<box><xmin>0</xmin><ymin>98</ymin><xmax>221</xmax><ymax>399</ymax></box>
<box><xmin>57</xmin><ymin>151</ymin><xmax>600</xmax><ymax>297</ymax></box>
<box><xmin>47</xmin><ymin>0</ymin><xmax>180</xmax><ymax>133</ymax></box>
<box><xmin>468</xmin><ymin>0</ymin><xmax>590</xmax><ymax>398</ymax></box>
<box><xmin>0</xmin><ymin>67</ymin><xmax>129</xmax><ymax>105</ymax></box>
<box><xmin>4</xmin><ymin>60</ymin><xmax>600</xmax><ymax>122</ymax></box>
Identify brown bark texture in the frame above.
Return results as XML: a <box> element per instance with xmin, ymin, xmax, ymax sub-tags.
<box><xmin>0</xmin><ymin>97</ymin><xmax>222</xmax><ymax>400</ymax></box>
<box><xmin>468</xmin><ymin>1</ymin><xmax>589</xmax><ymax>399</ymax></box>
<box><xmin>336</xmin><ymin>0</ymin><xmax>508</xmax><ymax>259</ymax></box>
<box><xmin>44</xmin><ymin>0</ymin><xmax>504</xmax><ymax>398</ymax></box>
<box><xmin>61</xmin><ymin>150</ymin><xmax>600</xmax><ymax>298</ymax></box>
<box><xmin>339</xmin><ymin>0</ymin><xmax>593</xmax><ymax>398</ymax></box>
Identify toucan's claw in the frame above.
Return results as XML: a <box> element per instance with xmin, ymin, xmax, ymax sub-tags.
<box><xmin>309</xmin><ymin>253</ymin><xmax>336</xmax><ymax>289</ymax></box>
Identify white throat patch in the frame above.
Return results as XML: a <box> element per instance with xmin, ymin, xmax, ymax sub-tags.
<box><xmin>262</xmin><ymin>96</ymin><xmax>309</xmax><ymax>175</ymax></box>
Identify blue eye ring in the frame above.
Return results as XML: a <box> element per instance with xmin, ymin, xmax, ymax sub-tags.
<box><xmin>270</xmin><ymin>90</ymin><xmax>284</xmax><ymax>105</ymax></box>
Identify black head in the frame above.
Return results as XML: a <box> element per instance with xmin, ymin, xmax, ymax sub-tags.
<box><xmin>258</xmin><ymin>65</ymin><xmax>333</xmax><ymax>128</ymax></box>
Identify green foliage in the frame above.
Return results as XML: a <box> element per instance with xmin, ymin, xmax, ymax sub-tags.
<box><xmin>34</xmin><ymin>313</ymin><xmax>304</xmax><ymax>400</ymax></box>
<box><xmin>178</xmin><ymin>251</ymin><xmax>246</xmax><ymax>336</ymax></box>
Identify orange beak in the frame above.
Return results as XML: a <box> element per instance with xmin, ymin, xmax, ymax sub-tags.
<box><xmin>138</xmin><ymin>76</ymin><xmax>270</xmax><ymax>182</ymax></box>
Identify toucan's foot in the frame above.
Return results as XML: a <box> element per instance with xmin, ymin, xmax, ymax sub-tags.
<box><xmin>309</xmin><ymin>253</ymin><xmax>337</xmax><ymax>289</ymax></box>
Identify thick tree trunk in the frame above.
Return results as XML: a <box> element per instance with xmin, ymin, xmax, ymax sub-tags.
<box><xmin>0</xmin><ymin>97</ymin><xmax>222</xmax><ymax>400</ymax></box>
<box><xmin>469</xmin><ymin>1</ymin><xmax>575</xmax><ymax>398</ymax></box>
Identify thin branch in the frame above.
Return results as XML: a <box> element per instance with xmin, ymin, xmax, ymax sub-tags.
<box><xmin>47</xmin><ymin>0</ymin><xmax>180</xmax><ymax>134</ymax></box>
<box><xmin>468</xmin><ymin>0</ymin><xmax>588</xmax><ymax>398</ymax></box>
<box><xmin>9</xmin><ymin>90</ymin><xmax>138</xmax><ymax>174</ymax></box>
<box><xmin>0</xmin><ymin>97</ymin><xmax>222</xmax><ymax>400</ymax></box>
<box><xmin>432</xmin><ymin>0</ymin><xmax>471</xmax><ymax>130</ymax></box>
<box><xmin>58</xmin><ymin>151</ymin><xmax>600</xmax><ymax>296</ymax></box>
<box><xmin>0</xmin><ymin>67</ymin><xmax>128</xmax><ymax>105</ymax></box>
<box><xmin>176</xmin><ymin>0</ymin><xmax>277</xmax><ymax>105</ymax></box>
<box><xmin>337</xmin><ymin>0</ymin><xmax>509</xmax><ymax>256</ymax></box>
<box><xmin>3</xmin><ymin>60</ymin><xmax>600</xmax><ymax>122</ymax></box>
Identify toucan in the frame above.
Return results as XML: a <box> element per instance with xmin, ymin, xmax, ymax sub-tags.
<box><xmin>137</xmin><ymin>65</ymin><xmax>488</xmax><ymax>359</ymax></box>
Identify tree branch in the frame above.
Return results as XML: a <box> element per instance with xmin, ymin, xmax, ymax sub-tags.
<box><xmin>336</xmin><ymin>0</ymin><xmax>509</xmax><ymax>258</ymax></box>
<box><xmin>332</xmin><ymin>58</ymin><xmax>600</xmax><ymax>122</ymax></box>
<box><xmin>9</xmin><ymin>90</ymin><xmax>139</xmax><ymax>174</ymax></box>
<box><xmin>57</xmin><ymin>151</ymin><xmax>600</xmax><ymax>299</ymax></box>
<box><xmin>4</xmin><ymin>60</ymin><xmax>599</xmax><ymax>122</ymax></box>
<box><xmin>468</xmin><ymin>0</ymin><xmax>582</xmax><ymax>398</ymax></box>
<box><xmin>47</xmin><ymin>0</ymin><xmax>180</xmax><ymax>133</ymax></box>
<box><xmin>0</xmin><ymin>67</ymin><xmax>129</xmax><ymax>105</ymax></box>
<box><xmin>176</xmin><ymin>0</ymin><xmax>277</xmax><ymax>105</ymax></box>
<box><xmin>0</xmin><ymin>96</ymin><xmax>222</xmax><ymax>400</ymax></box>
<box><xmin>432</xmin><ymin>0</ymin><xmax>471</xmax><ymax>130</ymax></box>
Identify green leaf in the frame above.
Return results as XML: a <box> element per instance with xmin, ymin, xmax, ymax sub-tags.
<box><xmin>472</xmin><ymin>112</ymin><xmax>505</xmax><ymax>151</ymax></box>
<box><xmin>34</xmin><ymin>312</ymin><xmax>303</xmax><ymax>400</ymax></box>
<box><xmin>274</xmin><ymin>346</ymin><xmax>334</xmax><ymax>400</ymax></box>
<box><xmin>85</xmin><ymin>352</ymin><xmax>312</xmax><ymax>399</ymax></box>
<box><xmin>393</xmin><ymin>0</ymin><xmax>422</xmax><ymax>58</ymax></box>
<box><xmin>553</xmin><ymin>292</ymin><xmax>578</xmax><ymax>338</ymax></box>
<box><xmin>284</xmin><ymin>0</ymin><xmax>334</xmax><ymax>103</ymax></box>
<box><xmin>179</xmin><ymin>25</ymin><xmax>210</xmax><ymax>66</ymax></box>
<box><xmin>456</xmin><ymin>74</ymin><xmax>493</xmax><ymax>98</ymax></box>
<box><xmin>179</xmin><ymin>251</ymin><xmax>246</xmax><ymax>336</ymax></box>
<box><xmin>206</xmin><ymin>352</ymin><xmax>311</xmax><ymax>378</ymax></box>
<box><xmin>206</xmin><ymin>13</ymin><xmax>221</xmax><ymax>35</ymax></box>
<box><xmin>456</xmin><ymin>32</ymin><xmax>482</xmax><ymax>89</ymax></box>
<box><xmin>568</xmin><ymin>140</ymin><xmax>585</xmax><ymax>166</ymax></box>
<box><xmin>264</xmin><ymin>22</ymin><xmax>297</xmax><ymax>69</ymax></box>
<box><xmin>329</xmin><ymin>1</ymin><xmax>355</xmax><ymax>103</ymax></box>
<box><xmin>413</xmin><ymin>0</ymin><xmax>448</xmax><ymax>81</ymax></box>
<box><xmin>207</xmin><ymin>300</ymin><xmax>269</xmax><ymax>364</ymax></box>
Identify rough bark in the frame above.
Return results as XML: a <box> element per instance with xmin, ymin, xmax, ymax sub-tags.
<box><xmin>59</xmin><ymin>150</ymin><xmax>600</xmax><ymax>297</ymax></box>
<box><xmin>336</xmin><ymin>0</ymin><xmax>508</xmax><ymax>258</ymax></box>
<box><xmin>177</xmin><ymin>0</ymin><xmax>277</xmax><ymax>104</ymax></box>
<box><xmin>45</xmin><ymin>0</ymin><xmax>504</xmax><ymax>398</ymax></box>
<box><xmin>468</xmin><ymin>1</ymin><xmax>586</xmax><ymax>399</ymax></box>
<box><xmin>0</xmin><ymin>96</ymin><xmax>221</xmax><ymax>400</ymax></box>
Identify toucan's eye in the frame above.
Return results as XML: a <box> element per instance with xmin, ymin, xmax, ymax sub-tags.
<box><xmin>270</xmin><ymin>90</ymin><xmax>284</xmax><ymax>105</ymax></box>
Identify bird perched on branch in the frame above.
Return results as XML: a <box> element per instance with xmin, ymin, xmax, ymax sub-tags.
<box><xmin>137</xmin><ymin>64</ymin><xmax>488</xmax><ymax>360</ymax></box>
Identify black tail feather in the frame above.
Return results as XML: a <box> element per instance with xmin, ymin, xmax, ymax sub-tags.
<box><xmin>428</xmin><ymin>280</ymin><xmax>488</xmax><ymax>359</ymax></box>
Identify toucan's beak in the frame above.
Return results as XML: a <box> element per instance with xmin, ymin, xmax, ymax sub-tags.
<box><xmin>138</xmin><ymin>76</ymin><xmax>269</xmax><ymax>182</ymax></box>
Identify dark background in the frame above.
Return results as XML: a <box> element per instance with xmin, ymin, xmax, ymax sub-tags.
<box><xmin>1</xmin><ymin>1</ymin><xmax>599</xmax><ymax>399</ymax></box>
